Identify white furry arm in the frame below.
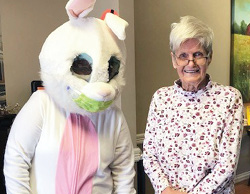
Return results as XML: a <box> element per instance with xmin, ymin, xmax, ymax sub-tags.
<box><xmin>109</xmin><ymin>115</ymin><xmax>136</xmax><ymax>194</ymax></box>
<box><xmin>4</xmin><ymin>91</ymin><xmax>44</xmax><ymax>194</ymax></box>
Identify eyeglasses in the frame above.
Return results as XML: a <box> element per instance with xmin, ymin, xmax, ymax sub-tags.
<box><xmin>173</xmin><ymin>52</ymin><xmax>209</xmax><ymax>66</ymax></box>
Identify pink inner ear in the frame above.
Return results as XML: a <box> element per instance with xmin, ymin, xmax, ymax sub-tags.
<box><xmin>68</xmin><ymin>0</ymin><xmax>95</xmax><ymax>17</ymax></box>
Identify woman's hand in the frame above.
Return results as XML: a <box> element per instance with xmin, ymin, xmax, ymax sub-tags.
<box><xmin>162</xmin><ymin>187</ymin><xmax>188</xmax><ymax>194</ymax></box>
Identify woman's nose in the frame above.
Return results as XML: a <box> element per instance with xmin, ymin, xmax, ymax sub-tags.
<box><xmin>187</xmin><ymin>59</ymin><xmax>196</xmax><ymax>66</ymax></box>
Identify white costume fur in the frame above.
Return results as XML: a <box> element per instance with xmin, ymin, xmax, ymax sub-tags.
<box><xmin>4</xmin><ymin>1</ymin><xmax>135</xmax><ymax>193</ymax></box>
<box><xmin>40</xmin><ymin>13</ymin><xmax>128</xmax><ymax>115</ymax></box>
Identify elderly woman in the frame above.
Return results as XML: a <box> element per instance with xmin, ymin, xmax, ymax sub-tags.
<box><xmin>143</xmin><ymin>16</ymin><xmax>244</xmax><ymax>194</ymax></box>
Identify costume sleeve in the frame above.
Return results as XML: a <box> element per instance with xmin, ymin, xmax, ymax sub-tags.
<box><xmin>109</xmin><ymin>113</ymin><xmax>136</xmax><ymax>194</ymax></box>
<box><xmin>4</xmin><ymin>91</ymin><xmax>44</xmax><ymax>194</ymax></box>
<box><xmin>190</xmin><ymin>89</ymin><xmax>244</xmax><ymax>194</ymax></box>
<box><xmin>143</xmin><ymin>94</ymin><xmax>170</xmax><ymax>194</ymax></box>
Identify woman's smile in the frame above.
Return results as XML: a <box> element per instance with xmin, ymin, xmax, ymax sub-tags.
<box><xmin>183</xmin><ymin>68</ymin><xmax>200</xmax><ymax>73</ymax></box>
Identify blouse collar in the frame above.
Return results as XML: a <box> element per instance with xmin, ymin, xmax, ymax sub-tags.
<box><xmin>174</xmin><ymin>74</ymin><xmax>213</xmax><ymax>97</ymax></box>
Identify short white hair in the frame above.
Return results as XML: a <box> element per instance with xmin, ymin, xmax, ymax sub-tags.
<box><xmin>170</xmin><ymin>16</ymin><xmax>214</xmax><ymax>54</ymax></box>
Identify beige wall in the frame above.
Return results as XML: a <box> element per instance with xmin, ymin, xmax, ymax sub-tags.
<box><xmin>1</xmin><ymin>0</ymin><xmax>68</xmax><ymax>107</ymax></box>
<box><xmin>119</xmin><ymin>0</ymin><xmax>137</xmax><ymax>146</ymax></box>
<box><xmin>135</xmin><ymin>0</ymin><xmax>231</xmax><ymax>134</ymax></box>
<box><xmin>0</xmin><ymin>15</ymin><xmax>2</xmax><ymax>35</ymax></box>
<box><xmin>0</xmin><ymin>0</ymin><xmax>136</xmax><ymax>145</ymax></box>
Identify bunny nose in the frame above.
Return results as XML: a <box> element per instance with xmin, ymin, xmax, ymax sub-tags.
<box><xmin>98</xmin><ymin>89</ymin><xmax>111</xmax><ymax>97</ymax></box>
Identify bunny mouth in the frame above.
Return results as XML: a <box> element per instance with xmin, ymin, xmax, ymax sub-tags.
<box><xmin>67</xmin><ymin>85</ymin><xmax>114</xmax><ymax>112</ymax></box>
<box><xmin>74</xmin><ymin>93</ymin><xmax>113</xmax><ymax>112</ymax></box>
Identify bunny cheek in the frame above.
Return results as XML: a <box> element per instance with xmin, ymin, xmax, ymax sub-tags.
<box><xmin>72</xmin><ymin>73</ymin><xmax>91</xmax><ymax>82</ymax></box>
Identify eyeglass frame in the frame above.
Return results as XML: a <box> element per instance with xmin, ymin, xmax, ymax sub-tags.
<box><xmin>172</xmin><ymin>52</ymin><xmax>210</xmax><ymax>66</ymax></box>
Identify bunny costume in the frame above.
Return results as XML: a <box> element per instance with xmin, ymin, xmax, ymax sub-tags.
<box><xmin>4</xmin><ymin>0</ymin><xmax>136</xmax><ymax>194</ymax></box>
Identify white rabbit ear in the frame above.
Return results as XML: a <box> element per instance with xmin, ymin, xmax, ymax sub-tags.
<box><xmin>105</xmin><ymin>13</ymin><xmax>129</xmax><ymax>40</ymax></box>
<box><xmin>66</xmin><ymin>0</ymin><xmax>96</xmax><ymax>19</ymax></box>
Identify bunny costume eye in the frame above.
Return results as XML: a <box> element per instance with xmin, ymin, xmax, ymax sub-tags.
<box><xmin>108</xmin><ymin>56</ymin><xmax>120</xmax><ymax>81</ymax></box>
<box><xmin>71</xmin><ymin>53</ymin><xmax>93</xmax><ymax>81</ymax></box>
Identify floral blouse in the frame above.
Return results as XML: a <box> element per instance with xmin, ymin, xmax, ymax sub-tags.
<box><xmin>143</xmin><ymin>76</ymin><xmax>244</xmax><ymax>194</ymax></box>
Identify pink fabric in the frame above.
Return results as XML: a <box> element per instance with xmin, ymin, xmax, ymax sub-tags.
<box><xmin>67</xmin><ymin>0</ymin><xmax>96</xmax><ymax>17</ymax></box>
<box><xmin>55</xmin><ymin>113</ymin><xmax>99</xmax><ymax>194</ymax></box>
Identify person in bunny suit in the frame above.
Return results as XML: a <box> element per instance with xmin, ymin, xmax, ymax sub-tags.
<box><xmin>3</xmin><ymin>0</ymin><xmax>136</xmax><ymax>193</ymax></box>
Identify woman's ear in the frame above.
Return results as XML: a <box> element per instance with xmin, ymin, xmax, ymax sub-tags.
<box><xmin>207</xmin><ymin>51</ymin><xmax>213</xmax><ymax>65</ymax></box>
<box><xmin>171</xmin><ymin>52</ymin><xmax>177</xmax><ymax>69</ymax></box>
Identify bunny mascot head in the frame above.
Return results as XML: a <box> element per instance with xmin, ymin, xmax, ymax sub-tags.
<box><xmin>39</xmin><ymin>0</ymin><xmax>128</xmax><ymax>114</ymax></box>
<box><xmin>4</xmin><ymin>0</ymin><xmax>136</xmax><ymax>193</ymax></box>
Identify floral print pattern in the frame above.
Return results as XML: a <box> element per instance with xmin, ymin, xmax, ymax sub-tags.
<box><xmin>143</xmin><ymin>76</ymin><xmax>244</xmax><ymax>194</ymax></box>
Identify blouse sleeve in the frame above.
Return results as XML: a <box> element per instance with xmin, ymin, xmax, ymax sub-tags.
<box><xmin>4</xmin><ymin>91</ymin><xmax>45</xmax><ymax>194</ymax></box>
<box><xmin>143</xmin><ymin>94</ymin><xmax>170</xmax><ymax>194</ymax></box>
<box><xmin>190</xmin><ymin>89</ymin><xmax>244</xmax><ymax>194</ymax></box>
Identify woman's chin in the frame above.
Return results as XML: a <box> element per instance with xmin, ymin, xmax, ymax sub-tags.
<box><xmin>183</xmin><ymin>76</ymin><xmax>201</xmax><ymax>84</ymax></box>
